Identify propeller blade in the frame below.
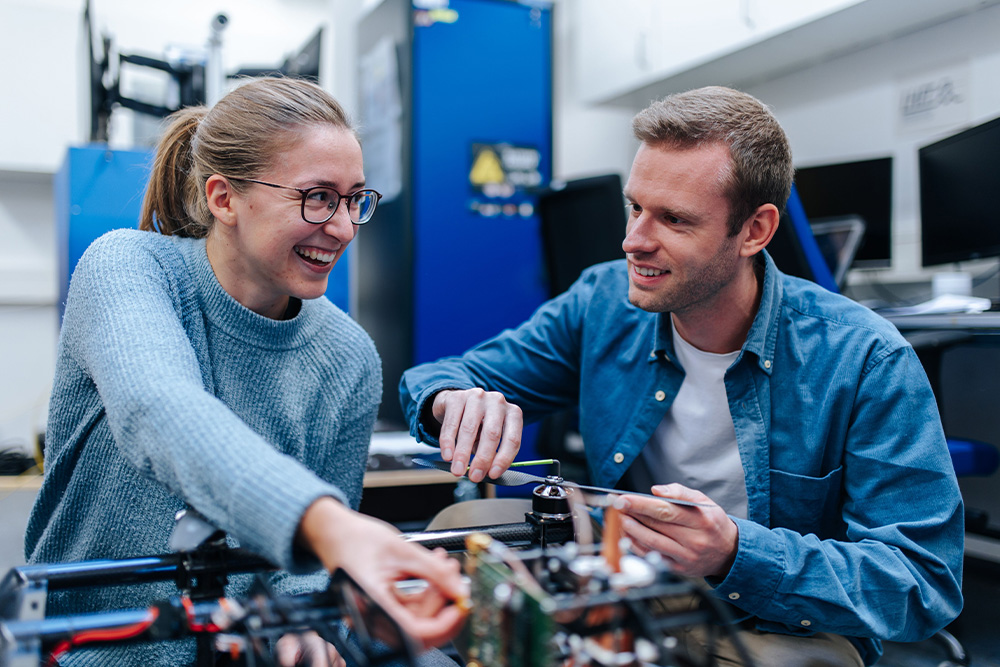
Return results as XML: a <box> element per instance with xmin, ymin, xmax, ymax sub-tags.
<box><xmin>411</xmin><ymin>458</ymin><xmax>711</xmax><ymax>508</ymax></box>
<box><xmin>492</xmin><ymin>469</ymin><xmax>547</xmax><ymax>486</ymax></box>
<box><xmin>412</xmin><ymin>457</ymin><xmax>559</xmax><ymax>475</ymax></box>
<box><xmin>412</xmin><ymin>458</ymin><xmax>453</xmax><ymax>473</ymax></box>
<box><xmin>564</xmin><ymin>481</ymin><xmax>713</xmax><ymax>508</ymax></box>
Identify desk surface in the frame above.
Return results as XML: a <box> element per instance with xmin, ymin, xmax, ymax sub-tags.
<box><xmin>884</xmin><ymin>312</ymin><xmax>1000</xmax><ymax>331</ymax></box>
<box><xmin>0</xmin><ymin>468</ymin><xmax>456</xmax><ymax>492</ymax></box>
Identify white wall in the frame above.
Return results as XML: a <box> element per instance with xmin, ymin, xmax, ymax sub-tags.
<box><xmin>551</xmin><ymin>0</ymin><xmax>637</xmax><ymax>184</ymax></box>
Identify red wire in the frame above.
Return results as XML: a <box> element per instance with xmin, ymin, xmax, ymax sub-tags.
<box><xmin>46</xmin><ymin>595</ymin><xmax>232</xmax><ymax>665</ymax></box>
<box><xmin>46</xmin><ymin>607</ymin><xmax>160</xmax><ymax>666</ymax></box>
<box><xmin>181</xmin><ymin>595</ymin><xmax>223</xmax><ymax>633</ymax></box>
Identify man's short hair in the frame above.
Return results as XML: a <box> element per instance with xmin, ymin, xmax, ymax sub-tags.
<box><xmin>632</xmin><ymin>86</ymin><xmax>794</xmax><ymax>236</ymax></box>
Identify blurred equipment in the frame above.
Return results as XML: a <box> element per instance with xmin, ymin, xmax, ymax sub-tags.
<box><xmin>769</xmin><ymin>184</ymin><xmax>839</xmax><ymax>292</ymax></box>
<box><xmin>1</xmin><ymin>467</ymin><xmax>750</xmax><ymax>667</ymax></box>
<box><xmin>537</xmin><ymin>174</ymin><xmax>626</xmax><ymax>298</ymax></box>
<box><xmin>534</xmin><ymin>174</ymin><xmax>627</xmax><ymax>483</ymax></box>
<box><xmin>458</xmin><ymin>533</ymin><xmax>742</xmax><ymax>667</ymax></box>
<box><xmin>808</xmin><ymin>216</ymin><xmax>866</xmax><ymax>289</ymax></box>
<box><xmin>355</xmin><ymin>0</ymin><xmax>553</xmax><ymax>430</ymax></box>
<box><xmin>84</xmin><ymin>0</ymin><xmax>323</xmax><ymax>143</ymax></box>
<box><xmin>85</xmin><ymin>0</ymin><xmax>212</xmax><ymax>142</ymax></box>
<box><xmin>792</xmin><ymin>157</ymin><xmax>893</xmax><ymax>270</ymax></box>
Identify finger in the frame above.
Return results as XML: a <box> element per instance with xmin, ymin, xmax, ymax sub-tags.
<box><xmin>330</xmin><ymin>644</ymin><xmax>346</xmax><ymax>667</ymax></box>
<box><xmin>436</xmin><ymin>392</ymin><xmax>466</xmax><ymax>462</ymax></box>
<box><xmin>651</xmin><ymin>483</ymin><xmax>713</xmax><ymax>504</ymax></box>
<box><xmin>468</xmin><ymin>395</ymin><xmax>508</xmax><ymax>482</ymax></box>
<box><xmin>386</xmin><ymin>599</ymin><xmax>469</xmax><ymax>649</ymax></box>
<box><xmin>620</xmin><ymin>514</ymin><xmax>692</xmax><ymax>568</ymax></box>
<box><xmin>614</xmin><ymin>493</ymin><xmax>696</xmax><ymax>528</ymax></box>
<box><xmin>275</xmin><ymin>635</ymin><xmax>301</xmax><ymax>667</ymax></box>
<box><xmin>488</xmin><ymin>404</ymin><xmax>523</xmax><ymax>479</ymax></box>
<box><xmin>452</xmin><ymin>393</ymin><xmax>487</xmax><ymax>476</ymax></box>
<box><xmin>407</xmin><ymin>546</ymin><xmax>468</xmax><ymax>602</ymax></box>
<box><xmin>301</xmin><ymin>633</ymin><xmax>328</xmax><ymax>667</ymax></box>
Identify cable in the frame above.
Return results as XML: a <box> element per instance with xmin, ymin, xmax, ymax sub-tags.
<box><xmin>46</xmin><ymin>607</ymin><xmax>161</xmax><ymax>666</ymax></box>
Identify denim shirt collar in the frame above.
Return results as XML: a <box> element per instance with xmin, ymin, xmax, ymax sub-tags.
<box><xmin>742</xmin><ymin>250</ymin><xmax>782</xmax><ymax>376</ymax></box>
<box><xmin>649</xmin><ymin>250</ymin><xmax>782</xmax><ymax>375</ymax></box>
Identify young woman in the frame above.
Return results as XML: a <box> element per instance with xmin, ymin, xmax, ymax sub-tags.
<box><xmin>25</xmin><ymin>77</ymin><xmax>465</xmax><ymax>666</ymax></box>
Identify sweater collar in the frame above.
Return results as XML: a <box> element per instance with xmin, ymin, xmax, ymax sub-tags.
<box><xmin>180</xmin><ymin>236</ymin><xmax>320</xmax><ymax>350</ymax></box>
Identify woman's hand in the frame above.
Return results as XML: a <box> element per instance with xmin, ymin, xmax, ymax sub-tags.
<box><xmin>298</xmin><ymin>498</ymin><xmax>469</xmax><ymax>650</ymax></box>
<box><xmin>275</xmin><ymin>631</ymin><xmax>345</xmax><ymax>667</ymax></box>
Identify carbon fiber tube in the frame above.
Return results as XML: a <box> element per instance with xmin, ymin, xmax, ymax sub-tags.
<box><xmin>403</xmin><ymin>521</ymin><xmax>573</xmax><ymax>552</ymax></box>
<box><xmin>2</xmin><ymin>550</ymin><xmax>273</xmax><ymax>592</ymax></box>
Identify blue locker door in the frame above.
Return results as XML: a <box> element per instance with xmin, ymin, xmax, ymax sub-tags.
<box><xmin>412</xmin><ymin>0</ymin><xmax>552</xmax><ymax>365</ymax></box>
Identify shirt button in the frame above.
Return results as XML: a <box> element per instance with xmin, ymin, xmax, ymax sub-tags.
<box><xmin>654</xmin><ymin>390</ymin><xmax>666</xmax><ymax>401</ymax></box>
<box><xmin>800</xmin><ymin>619</ymin><xmax>812</xmax><ymax>627</ymax></box>
<box><xmin>764</xmin><ymin>360</ymin><xmax>772</xmax><ymax>369</ymax></box>
<box><xmin>728</xmin><ymin>592</ymin><xmax>740</xmax><ymax>600</ymax></box>
<box><xmin>613</xmin><ymin>452</ymin><xmax>625</xmax><ymax>464</ymax></box>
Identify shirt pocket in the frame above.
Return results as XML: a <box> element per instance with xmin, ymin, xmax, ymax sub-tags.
<box><xmin>769</xmin><ymin>466</ymin><xmax>844</xmax><ymax>537</ymax></box>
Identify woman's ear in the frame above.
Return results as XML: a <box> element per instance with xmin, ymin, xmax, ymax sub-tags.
<box><xmin>206</xmin><ymin>175</ymin><xmax>238</xmax><ymax>228</ymax></box>
<box><xmin>740</xmin><ymin>203</ymin><xmax>780</xmax><ymax>258</ymax></box>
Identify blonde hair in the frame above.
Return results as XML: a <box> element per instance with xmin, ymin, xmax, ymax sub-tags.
<box><xmin>140</xmin><ymin>78</ymin><xmax>355</xmax><ymax>238</ymax></box>
<box><xmin>632</xmin><ymin>86</ymin><xmax>793</xmax><ymax>236</ymax></box>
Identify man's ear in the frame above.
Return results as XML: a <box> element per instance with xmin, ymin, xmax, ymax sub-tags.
<box><xmin>205</xmin><ymin>175</ymin><xmax>238</xmax><ymax>228</ymax></box>
<box><xmin>740</xmin><ymin>203</ymin><xmax>780</xmax><ymax>258</ymax></box>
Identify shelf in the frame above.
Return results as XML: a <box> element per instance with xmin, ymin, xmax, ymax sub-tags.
<box><xmin>363</xmin><ymin>468</ymin><xmax>457</xmax><ymax>488</ymax></box>
<box><xmin>589</xmin><ymin>0</ymin><xmax>1000</xmax><ymax>107</ymax></box>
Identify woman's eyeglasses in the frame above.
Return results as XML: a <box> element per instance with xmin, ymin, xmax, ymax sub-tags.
<box><xmin>226</xmin><ymin>177</ymin><xmax>382</xmax><ymax>224</ymax></box>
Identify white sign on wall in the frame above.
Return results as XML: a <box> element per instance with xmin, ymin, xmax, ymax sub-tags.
<box><xmin>896</xmin><ymin>63</ymin><xmax>971</xmax><ymax>134</ymax></box>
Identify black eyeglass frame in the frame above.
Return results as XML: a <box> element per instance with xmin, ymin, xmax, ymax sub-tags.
<box><xmin>224</xmin><ymin>176</ymin><xmax>383</xmax><ymax>225</ymax></box>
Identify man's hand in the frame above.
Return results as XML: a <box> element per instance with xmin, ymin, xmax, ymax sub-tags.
<box><xmin>613</xmin><ymin>483</ymin><xmax>739</xmax><ymax>578</ymax></box>
<box><xmin>298</xmin><ymin>498</ymin><xmax>469</xmax><ymax>650</ymax></box>
<box><xmin>430</xmin><ymin>388</ymin><xmax>523</xmax><ymax>482</ymax></box>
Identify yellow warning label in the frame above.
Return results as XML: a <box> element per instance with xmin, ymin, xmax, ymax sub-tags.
<box><xmin>469</xmin><ymin>147</ymin><xmax>505</xmax><ymax>185</ymax></box>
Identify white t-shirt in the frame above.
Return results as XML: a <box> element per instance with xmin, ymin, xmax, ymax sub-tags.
<box><xmin>634</xmin><ymin>319</ymin><xmax>749</xmax><ymax>519</ymax></box>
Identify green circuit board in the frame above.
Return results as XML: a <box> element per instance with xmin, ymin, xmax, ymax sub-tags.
<box><xmin>462</xmin><ymin>545</ymin><xmax>557</xmax><ymax>667</ymax></box>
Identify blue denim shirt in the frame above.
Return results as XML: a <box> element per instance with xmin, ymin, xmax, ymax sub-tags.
<box><xmin>400</xmin><ymin>253</ymin><xmax>963</xmax><ymax>665</ymax></box>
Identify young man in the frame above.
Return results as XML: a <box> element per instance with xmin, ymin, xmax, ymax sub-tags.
<box><xmin>399</xmin><ymin>87</ymin><xmax>963</xmax><ymax>665</ymax></box>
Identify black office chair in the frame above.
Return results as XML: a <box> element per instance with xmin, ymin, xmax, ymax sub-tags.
<box><xmin>535</xmin><ymin>174</ymin><xmax>627</xmax><ymax>484</ymax></box>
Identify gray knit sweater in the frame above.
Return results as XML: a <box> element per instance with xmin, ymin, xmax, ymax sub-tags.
<box><xmin>25</xmin><ymin>229</ymin><xmax>381</xmax><ymax>665</ymax></box>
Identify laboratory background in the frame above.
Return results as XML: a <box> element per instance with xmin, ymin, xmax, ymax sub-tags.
<box><xmin>2</xmin><ymin>1</ymin><xmax>1000</xmax><ymax>665</ymax></box>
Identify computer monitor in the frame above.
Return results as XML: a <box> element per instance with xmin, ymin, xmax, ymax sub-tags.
<box><xmin>793</xmin><ymin>158</ymin><xmax>892</xmax><ymax>269</ymax></box>
<box><xmin>919</xmin><ymin>115</ymin><xmax>1000</xmax><ymax>267</ymax></box>
<box><xmin>537</xmin><ymin>174</ymin><xmax>626</xmax><ymax>297</ymax></box>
